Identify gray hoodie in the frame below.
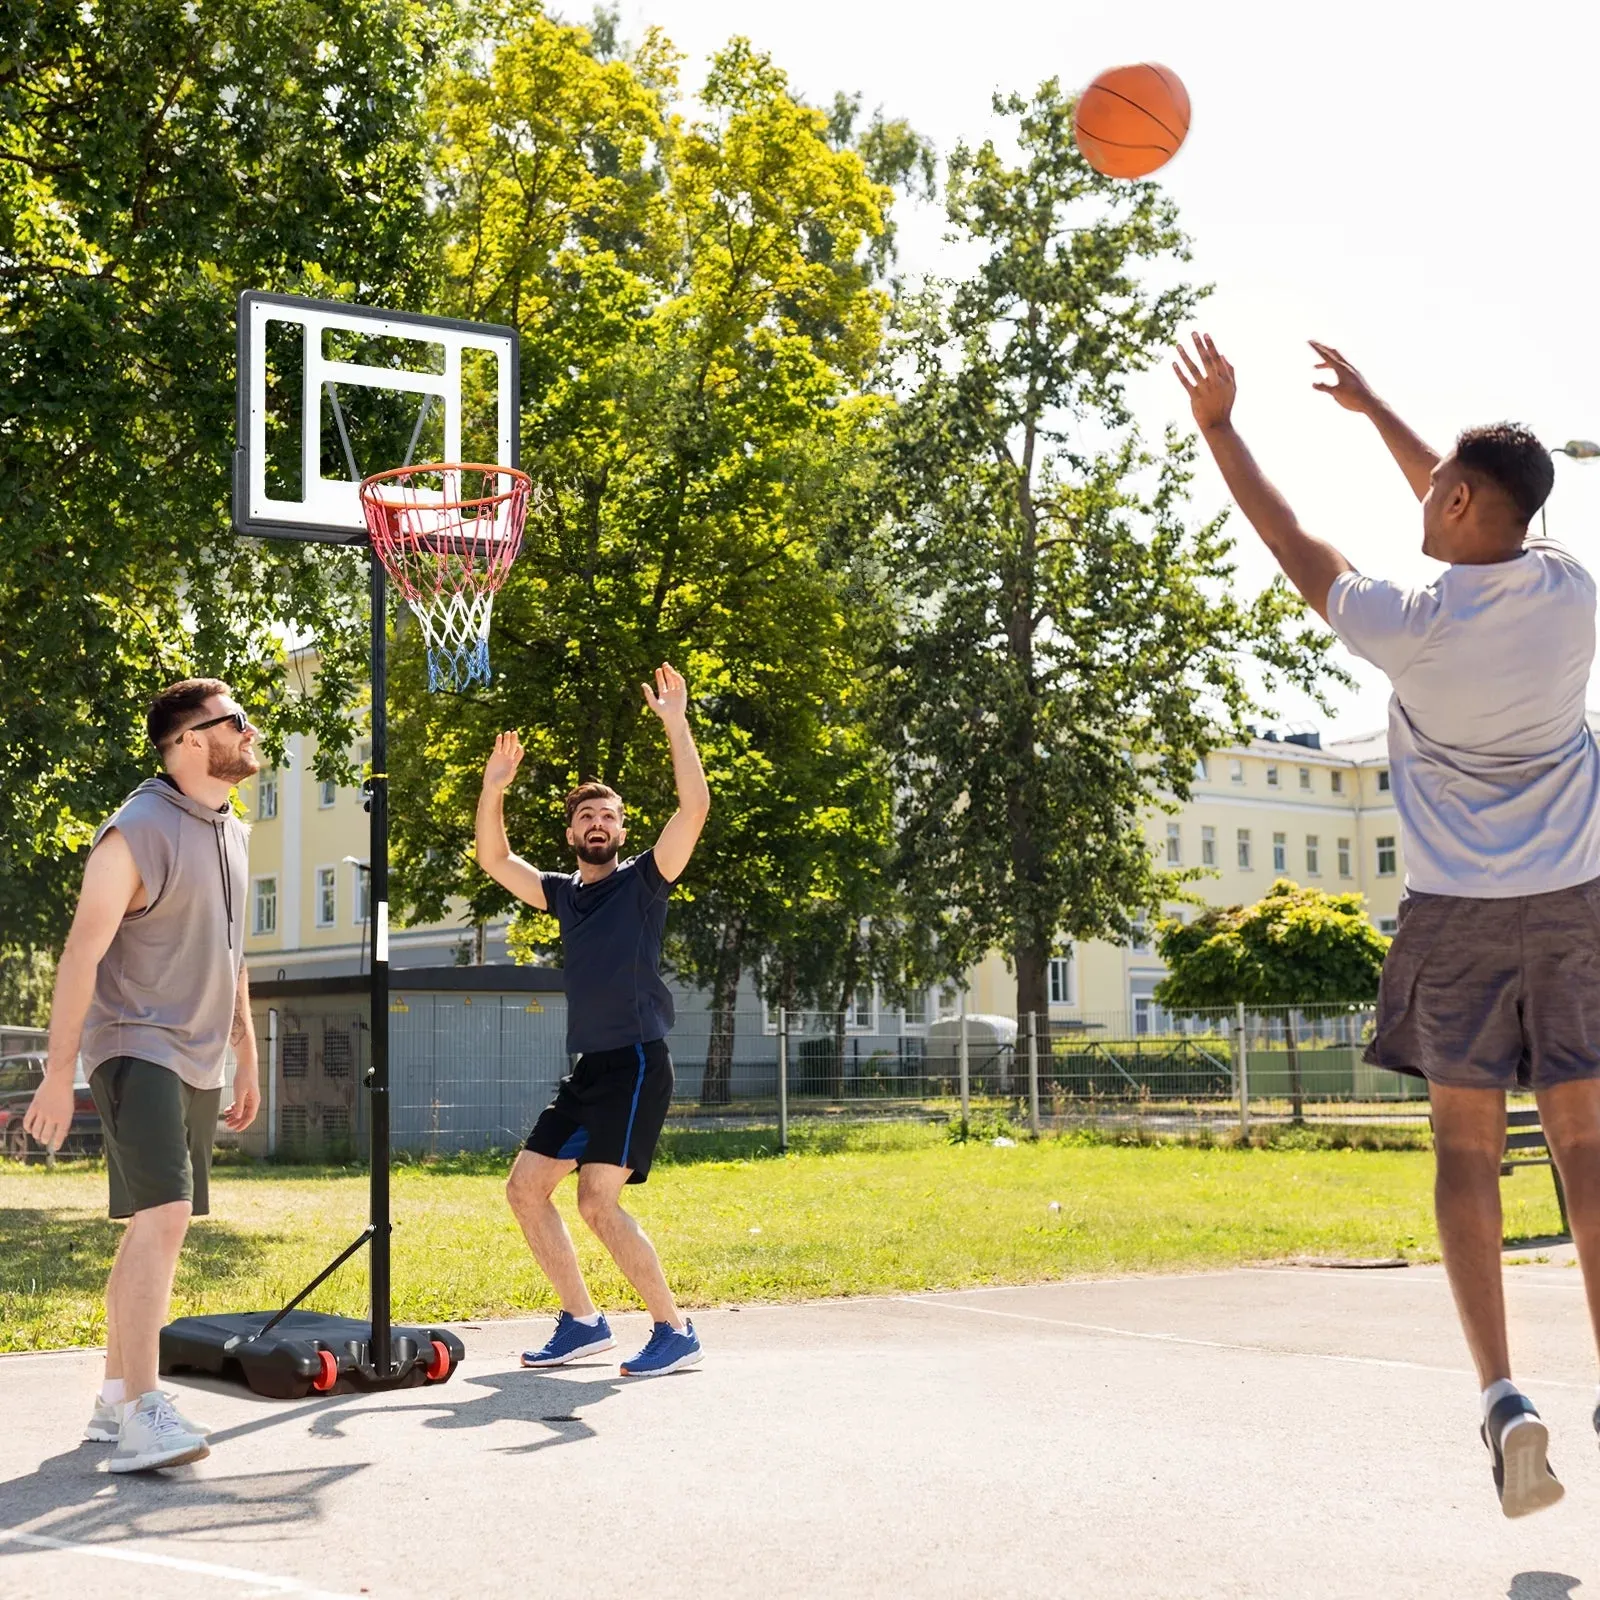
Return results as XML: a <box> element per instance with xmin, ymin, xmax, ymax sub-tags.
<box><xmin>80</xmin><ymin>776</ymin><xmax>249</xmax><ymax>1090</ymax></box>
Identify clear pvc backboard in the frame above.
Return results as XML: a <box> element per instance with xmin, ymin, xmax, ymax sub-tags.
<box><xmin>233</xmin><ymin>291</ymin><xmax>520</xmax><ymax>545</ymax></box>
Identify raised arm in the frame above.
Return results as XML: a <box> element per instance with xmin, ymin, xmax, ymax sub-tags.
<box><xmin>24</xmin><ymin>828</ymin><xmax>143</xmax><ymax>1151</ymax></box>
<box><xmin>475</xmin><ymin>731</ymin><xmax>548</xmax><ymax>910</ymax></box>
<box><xmin>1175</xmin><ymin>333</ymin><xmax>1353</xmax><ymax>622</ymax></box>
<box><xmin>642</xmin><ymin>662</ymin><xmax>710</xmax><ymax>885</ymax></box>
<box><xmin>1309</xmin><ymin>341</ymin><xmax>1439</xmax><ymax>502</ymax></box>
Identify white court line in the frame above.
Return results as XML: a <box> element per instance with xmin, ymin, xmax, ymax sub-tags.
<box><xmin>0</xmin><ymin>1530</ymin><xmax>363</xmax><ymax>1600</ymax></box>
<box><xmin>904</xmin><ymin>1296</ymin><xmax>1594</xmax><ymax>1391</ymax></box>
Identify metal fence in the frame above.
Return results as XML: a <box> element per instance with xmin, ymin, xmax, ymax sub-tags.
<box><xmin>253</xmin><ymin>999</ymin><xmax>1426</xmax><ymax>1159</ymax></box>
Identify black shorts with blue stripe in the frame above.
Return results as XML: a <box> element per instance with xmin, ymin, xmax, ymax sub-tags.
<box><xmin>525</xmin><ymin>1039</ymin><xmax>674</xmax><ymax>1184</ymax></box>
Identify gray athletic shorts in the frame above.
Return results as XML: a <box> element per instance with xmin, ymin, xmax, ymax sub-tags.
<box><xmin>1365</xmin><ymin>877</ymin><xmax>1600</xmax><ymax>1091</ymax></box>
<box><xmin>89</xmin><ymin>1057</ymin><xmax>221</xmax><ymax>1218</ymax></box>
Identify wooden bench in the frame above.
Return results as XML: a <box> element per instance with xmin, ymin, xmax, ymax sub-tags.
<box><xmin>1501</xmin><ymin>1108</ymin><xmax>1570</xmax><ymax>1237</ymax></box>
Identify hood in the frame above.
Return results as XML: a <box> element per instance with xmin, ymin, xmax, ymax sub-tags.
<box><xmin>132</xmin><ymin>774</ymin><xmax>234</xmax><ymax>822</ymax></box>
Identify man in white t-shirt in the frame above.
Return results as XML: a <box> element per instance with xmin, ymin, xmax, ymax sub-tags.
<box><xmin>1176</xmin><ymin>332</ymin><xmax>1599</xmax><ymax>1519</ymax></box>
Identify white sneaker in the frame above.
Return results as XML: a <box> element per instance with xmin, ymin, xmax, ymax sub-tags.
<box><xmin>86</xmin><ymin>1390</ymin><xmax>212</xmax><ymax>1444</ymax></box>
<box><xmin>109</xmin><ymin>1392</ymin><xmax>210</xmax><ymax>1472</ymax></box>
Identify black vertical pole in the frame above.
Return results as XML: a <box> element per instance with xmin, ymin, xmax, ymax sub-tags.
<box><xmin>368</xmin><ymin>547</ymin><xmax>392</xmax><ymax>1376</ymax></box>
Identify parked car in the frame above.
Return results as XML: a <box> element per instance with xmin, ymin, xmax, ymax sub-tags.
<box><xmin>0</xmin><ymin>1053</ymin><xmax>101</xmax><ymax>1160</ymax></box>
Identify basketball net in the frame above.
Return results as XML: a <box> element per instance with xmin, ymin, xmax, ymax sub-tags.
<box><xmin>359</xmin><ymin>464</ymin><xmax>533</xmax><ymax>693</ymax></box>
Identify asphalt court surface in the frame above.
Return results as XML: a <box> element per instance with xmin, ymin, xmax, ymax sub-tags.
<box><xmin>4</xmin><ymin>1264</ymin><xmax>1600</xmax><ymax>1599</ymax></box>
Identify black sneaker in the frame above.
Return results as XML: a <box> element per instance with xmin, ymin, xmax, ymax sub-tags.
<box><xmin>1482</xmin><ymin>1391</ymin><xmax>1563</xmax><ymax>1518</ymax></box>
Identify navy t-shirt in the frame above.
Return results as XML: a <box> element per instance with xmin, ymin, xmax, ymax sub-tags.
<box><xmin>539</xmin><ymin>849</ymin><xmax>676</xmax><ymax>1055</ymax></box>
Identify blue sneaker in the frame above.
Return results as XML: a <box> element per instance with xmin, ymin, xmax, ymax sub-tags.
<box><xmin>620</xmin><ymin>1319</ymin><xmax>702</xmax><ymax>1378</ymax></box>
<box><xmin>520</xmin><ymin>1311</ymin><xmax>615</xmax><ymax>1368</ymax></box>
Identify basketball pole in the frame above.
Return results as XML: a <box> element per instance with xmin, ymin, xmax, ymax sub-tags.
<box><xmin>368</xmin><ymin>544</ymin><xmax>393</xmax><ymax>1377</ymax></box>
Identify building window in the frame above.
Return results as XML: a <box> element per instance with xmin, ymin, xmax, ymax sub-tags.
<box><xmin>1201</xmin><ymin>825</ymin><xmax>1216</xmax><ymax>867</ymax></box>
<box><xmin>318</xmin><ymin>777</ymin><xmax>337</xmax><ymax>808</ymax></box>
<box><xmin>352</xmin><ymin>863</ymin><xmax>370</xmax><ymax>924</ymax></box>
<box><xmin>358</xmin><ymin>739</ymin><xmax>372</xmax><ymax>767</ymax></box>
<box><xmin>1377</xmin><ymin>768</ymin><xmax>1391</xmax><ymax>793</ymax></box>
<box><xmin>1377</xmin><ymin>836</ymin><xmax>1397</xmax><ymax>876</ymax></box>
<box><xmin>252</xmin><ymin>876</ymin><xmax>277</xmax><ymax>937</ymax></box>
<box><xmin>1272</xmin><ymin>832</ymin><xmax>1287</xmax><ymax>873</ymax></box>
<box><xmin>1266</xmin><ymin>764</ymin><xmax>1280</xmax><ymax>789</ymax></box>
<box><xmin>903</xmin><ymin>988</ymin><xmax>929</xmax><ymax>1026</ymax></box>
<box><xmin>1306</xmin><ymin>835</ymin><xmax>1320</xmax><ymax>876</ymax></box>
<box><xmin>1237</xmin><ymin>829</ymin><xmax>1252</xmax><ymax>870</ymax></box>
<box><xmin>1377</xmin><ymin>917</ymin><xmax>1398</xmax><ymax>937</ymax></box>
<box><xmin>1331</xmin><ymin>770</ymin><xmax>1344</xmax><ymax>795</ymax></box>
<box><xmin>1049</xmin><ymin>954</ymin><xmax>1074</xmax><ymax>1005</ymax></box>
<box><xmin>314</xmin><ymin>866</ymin><xmax>336</xmax><ymax>929</ymax></box>
<box><xmin>1193</xmin><ymin>756</ymin><xmax>1209</xmax><ymax>781</ymax></box>
<box><xmin>1165</xmin><ymin>823</ymin><xmax>1181</xmax><ymax>865</ymax></box>
<box><xmin>1229</xmin><ymin>759</ymin><xmax>1244</xmax><ymax>785</ymax></box>
<box><xmin>1130</xmin><ymin>917</ymin><xmax>1152</xmax><ymax>955</ymax></box>
<box><xmin>1299</xmin><ymin>767</ymin><xmax>1312</xmax><ymax>792</ymax></box>
<box><xmin>937</xmin><ymin>984</ymin><xmax>961</xmax><ymax>1022</ymax></box>
<box><xmin>257</xmin><ymin>773</ymin><xmax>278</xmax><ymax>820</ymax></box>
<box><xmin>1338</xmin><ymin>838</ymin><xmax>1352</xmax><ymax>878</ymax></box>
<box><xmin>846</xmin><ymin>987</ymin><xmax>875</xmax><ymax>1031</ymax></box>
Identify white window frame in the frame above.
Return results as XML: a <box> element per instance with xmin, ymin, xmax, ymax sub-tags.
<box><xmin>313</xmin><ymin>865</ymin><xmax>337</xmax><ymax>929</ymax></box>
<box><xmin>1331</xmin><ymin>770</ymin><xmax>1344</xmax><ymax>794</ymax></box>
<box><xmin>1377</xmin><ymin>917</ymin><xmax>1398</xmax><ymax>937</ymax></box>
<box><xmin>1298</xmin><ymin>766</ymin><xmax>1312</xmax><ymax>791</ymax></box>
<box><xmin>846</xmin><ymin>985</ymin><xmax>876</xmax><ymax>1033</ymax></box>
<box><xmin>1165</xmin><ymin>822</ymin><xmax>1181</xmax><ymax>865</ymax></box>
<box><xmin>1272</xmin><ymin>832</ymin><xmax>1287</xmax><ymax>873</ymax></box>
<box><xmin>902</xmin><ymin>987</ymin><xmax>931</xmax><ymax>1029</ymax></box>
<box><xmin>252</xmin><ymin>875</ymin><xmax>278</xmax><ymax>937</ymax></box>
<box><xmin>1048</xmin><ymin>954</ymin><xmax>1075</xmax><ymax>1006</ymax></box>
<box><xmin>1377</xmin><ymin>768</ymin><xmax>1391</xmax><ymax>793</ymax></box>
<box><xmin>1129</xmin><ymin>915</ymin><xmax>1152</xmax><ymax>956</ymax></box>
<box><xmin>1338</xmin><ymin>838</ymin><xmax>1353</xmax><ymax>878</ymax></box>
<box><xmin>1305</xmin><ymin>835</ymin><xmax>1320</xmax><ymax>877</ymax></box>
<box><xmin>1237</xmin><ymin>828</ymin><xmax>1252</xmax><ymax>870</ymax></box>
<box><xmin>1193</xmin><ymin>756</ymin><xmax>1209</xmax><ymax>781</ymax></box>
<box><xmin>1229</xmin><ymin>759</ymin><xmax>1245</xmax><ymax>785</ymax></box>
<box><xmin>1265</xmin><ymin>764</ymin><xmax>1280</xmax><ymax>789</ymax></box>
<box><xmin>317</xmin><ymin>776</ymin><xmax>337</xmax><ymax>809</ymax></box>
<box><xmin>1376</xmin><ymin>835</ymin><xmax>1397</xmax><ymax>877</ymax></box>
<box><xmin>352</xmin><ymin>863</ymin><xmax>371</xmax><ymax>925</ymax></box>
<box><xmin>257</xmin><ymin>772</ymin><xmax>278</xmax><ymax>820</ymax></box>
<box><xmin>1200</xmin><ymin>825</ymin><xmax>1216</xmax><ymax>867</ymax></box>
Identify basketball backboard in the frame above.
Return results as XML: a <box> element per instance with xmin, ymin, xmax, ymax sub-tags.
<box><xmin>234</xmin><ymin>292</ymin><xmax>520</xmax><ymax>545</ymax></box>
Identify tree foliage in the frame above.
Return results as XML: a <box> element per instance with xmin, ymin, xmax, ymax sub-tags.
<box><xmin>0</xmin><ymin>0</ymin><xmax>448</xmax><ymax>946</ymax></box>
<box><xmin>388</xmin><ymin>13</ymin><xmax>911</xmax><ymax>1099</ymax></box>
<box><xmin>880</xmin><ymin>81</ymin><xmax>1350</xmax><ymax>1021</ymax></box>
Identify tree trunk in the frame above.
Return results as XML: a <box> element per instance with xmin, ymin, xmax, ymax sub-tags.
<box><xmin>829</xmin><ymin>923</ymin><xmax>861</xmax><ymax>1100</ymax></box>
<box><xmin>698</xmin><ymin>915</ymin><xmax>744</xmax><ymax>1108</ymax></box>
<box><xmin>1013</xmin><ymin>935</ymin><xmax>1050</xmax><ymax>1098</ymax></box>
<box><xmin>1286</xmin><ymin>1009</ymin><xmax>1305</xmax><ymax>1124</ymax></box>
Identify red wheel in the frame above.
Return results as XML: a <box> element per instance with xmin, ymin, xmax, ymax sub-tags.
<box><xmin>424</xmin><ymin>1338</ymin><xmax>453</xmax><ymax>1382</ymax></box>
<box><xmin>311</xmin><ymin>1349</ymin><xmax>339</xmax><ymax>1392</ymax></box>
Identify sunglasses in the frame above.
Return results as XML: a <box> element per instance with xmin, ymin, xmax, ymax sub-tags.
<box><xmin>169</xmin><ymin>710</ymin><xmax>251</xmax><ymax>746</ymax></box>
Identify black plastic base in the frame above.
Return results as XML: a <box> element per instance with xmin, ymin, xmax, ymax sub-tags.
<box><xmin>160</xmin><ymin>1311</ymin><xmax>466</xmax><ymax>1400</ymax></box>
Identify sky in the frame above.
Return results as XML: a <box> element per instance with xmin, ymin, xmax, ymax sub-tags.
<box><xmin>613</xmin><ymin>0</ymin><xmax>1600</xmax><ymax>740</ymax></box>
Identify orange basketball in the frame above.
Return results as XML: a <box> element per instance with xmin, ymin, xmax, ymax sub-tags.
<box><xmin>1073</xmin><ymin>63</ymin><xmax>1190</xmax><ymax>180</ymax></box>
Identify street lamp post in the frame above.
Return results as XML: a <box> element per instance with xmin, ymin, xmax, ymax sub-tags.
<box><xmin>1544</xmin><ymin>440</ymin><xmax>1600</xmax><ymax>536</ymax></box>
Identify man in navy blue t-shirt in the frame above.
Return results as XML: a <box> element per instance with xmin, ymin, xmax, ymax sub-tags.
<box><xmin>476</xmin><ymin>663</ymin><xmax>710</xmax><ymax>1378</ymax></box>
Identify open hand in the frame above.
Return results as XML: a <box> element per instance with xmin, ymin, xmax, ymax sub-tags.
<box><xmin>22</xmin><ymin>1073</ymin><xmax>75</xmax><ymax>1153</ymax></box>
<box><xmin>1173</xmin><ymin>333</ymin><xmax>1236</xmax><ymax>431</ymax></box>
<box><xmin>223</xmin><ymin>1070</ymin><xmax>260</xmax><ymax>1132</ymax></box>
<box><xmin>483</xmin><ymin>730</ymin><xmax>524</xmax><ymax>790</ymax></box>
<box><xmin>642</xmin><ymin>662</ymin><xmax>688</xmax><ymax>725</ymax></box>
<box><xmin>1309</xmin><ymin>341</ymin><xmax>1377</xmax><ymax>412</ymax></box>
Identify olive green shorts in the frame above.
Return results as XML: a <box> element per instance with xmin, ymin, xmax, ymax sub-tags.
<box><xmin>89</xmin><ymin>1057</ymin><xmax>221</xmax><ymax>1219</ymax></box>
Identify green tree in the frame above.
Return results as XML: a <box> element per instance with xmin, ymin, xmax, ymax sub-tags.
<box><xmin>389</xmin><ymin>17</ymin><xmax>909</xmax><ymax>1102</ymax></box>
<box><xmin>0</xmin><ymin>0</ymin><xmax>446</xmax><ymax>950</ymax></box>
<box><xmin>1153</xmin><ymin>878</ymin><xmax>1389</xmax><ymax>1120</ymax></box>
<box><xmin>881</xmin><ymin>80</ymin><xmax>1348</xmax><ymax>1025</ymax></box>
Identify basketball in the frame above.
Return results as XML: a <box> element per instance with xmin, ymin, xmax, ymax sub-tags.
<box><xmin>1073</xmin><ymin>63</ymin><xmax>1190</xmax><ymax>180</ymax></box>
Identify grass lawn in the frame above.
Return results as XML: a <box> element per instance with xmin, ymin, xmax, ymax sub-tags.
<box><xmin>0</xmin><ymin>1123</ymin><xmax>1567</xmax><ymax>1353</ymax></box>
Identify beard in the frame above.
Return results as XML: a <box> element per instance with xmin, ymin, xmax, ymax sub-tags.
<box><xmin>208</xmin><ymin>741</ymin><xmax>261</xmax><ymax>786</ymax></box>
<box><xmin>574</xmin><ymin>836</ymin><xmax>620</xmax><ymax>866</ymax></box>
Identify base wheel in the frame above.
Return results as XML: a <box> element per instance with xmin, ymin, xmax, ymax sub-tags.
<box><xmin>424</xmin><ymin>1338</ymin><xmax>453</xmax><ymax>1382</ymax></box>
<box><xmin>311</xmin><ymin>1349</ymin><xmax>340</xmax><ymax>1392</ymax></box>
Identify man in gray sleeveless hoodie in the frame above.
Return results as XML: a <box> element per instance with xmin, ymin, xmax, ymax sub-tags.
<box><xmin>25</xmin><ymin>678</ymin><xmax>261</xmax><ymax>1471</ymax></box>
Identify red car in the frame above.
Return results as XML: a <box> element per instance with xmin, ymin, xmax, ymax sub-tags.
<box><xmin>0</xmin><ymin>1053</ymin><xmax>102</xmax><ymax>1160</ymax></box>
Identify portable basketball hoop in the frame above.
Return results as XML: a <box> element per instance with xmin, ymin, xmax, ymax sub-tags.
<box><xmin>360</xmin><ymin>462</ymin><xmax>533</xmax><ymax>693</ymax></box>
<box><xmin>161</xmin><ymin>293</ymin><xmax>525</xmax><ymax>1399</ymax></box>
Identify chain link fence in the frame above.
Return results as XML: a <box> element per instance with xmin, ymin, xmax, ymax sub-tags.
<box><xmin>242</xmin><ymin>998</ymin><xmax>1435</xmax><ymax>1160</ymax></box>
